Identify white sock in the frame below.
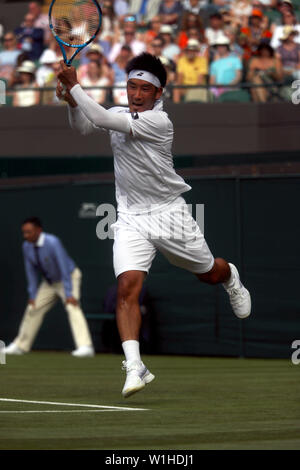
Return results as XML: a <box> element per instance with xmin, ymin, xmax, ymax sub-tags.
<box><xmin>122</xmin><ymin>340</ymin><xmax>141</xmax><ymax>364</ymax></box>
<box><xmin>222</xmin><ymin>265</ymin><xmax>235</xmax><ymax>290</ymax></box>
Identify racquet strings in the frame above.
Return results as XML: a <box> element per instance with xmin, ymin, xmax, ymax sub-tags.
<box><xmin>51</xmin><ymin>0</ymin><xmax>100</xmax><ymax>46</ymax></box>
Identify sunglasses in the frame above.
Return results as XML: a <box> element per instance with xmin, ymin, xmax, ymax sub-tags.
<box><xmin>4</xmin><ymin>37</ymin><xmax>14</xmax><ymax>41</ymax></box>
<box><xmin>124</xmin><ymin>16</ymin><xmax>136</xmax><ymax>22</ymax></box>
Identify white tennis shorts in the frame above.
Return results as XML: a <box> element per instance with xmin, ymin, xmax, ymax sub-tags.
<box><xmin>112</xmin><ymin>196</ymin><xmax>215</xmax><ymax>278</ymax></box>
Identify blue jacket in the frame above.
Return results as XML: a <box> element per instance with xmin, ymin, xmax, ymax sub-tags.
<box><xmin>23</xmin><ymin>232</ymin><xmax>76</xmax><ymax>299</ymax></box>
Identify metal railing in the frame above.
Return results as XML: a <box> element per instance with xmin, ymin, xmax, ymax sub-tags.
<box><xmin>1</xmin><ymin>81</ymin><xmax>294</xmax><ymax>106</ymax></box>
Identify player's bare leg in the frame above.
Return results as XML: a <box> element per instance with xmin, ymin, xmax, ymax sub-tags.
<box><xmin>117</xmin><ymin>270</ymin><xmax>155</xmax><ymax>398</ymax></box>
<box><xmin>196</xmin><ymin>258</ymin><xmax>251</xmax><ymax>319</ymax></box>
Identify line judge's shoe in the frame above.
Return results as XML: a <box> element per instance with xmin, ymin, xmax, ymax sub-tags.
<box><xmin>71</xmin><ymin>345</ymin><xmax>95</xmax><ymax>357</ymax></box>
<box><xmin>122</xmin><ymin>360</ymin><xmax>155</xmax><ymax>398</ymax></box>
<box><xmin>225</xmin><ymin>263</ymin><xmax>251</xmax><ymax>319</ymax></box>
<box><xmin>3</xmin><ymin>343</ymin><xmax>25</xmax><ymax>355</ymax></box>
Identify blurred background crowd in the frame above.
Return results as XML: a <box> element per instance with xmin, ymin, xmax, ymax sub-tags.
<box><xmin>1</xmin><ymin>0</ymin><xmax>300</xmax><ymax>106</ymax></box>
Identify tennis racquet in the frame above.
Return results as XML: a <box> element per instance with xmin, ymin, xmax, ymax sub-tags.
<box><xmin>49</xmin><ymin>0</ymin><xmax>102</xmax><ymax>66</ymax></box>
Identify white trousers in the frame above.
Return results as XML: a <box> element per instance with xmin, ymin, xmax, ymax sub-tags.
<box><xmin>14</xmin><ymin>268</ymin><xmax>93</xmax><ymax>352</ymax></box>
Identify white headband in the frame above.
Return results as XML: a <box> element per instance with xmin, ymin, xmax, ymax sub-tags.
<box><xmin>128</xmin><ymin>69</ymin><xmax>162</xmax><ymax>88</ymax></box>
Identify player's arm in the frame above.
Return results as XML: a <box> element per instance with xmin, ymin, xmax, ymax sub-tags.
<box><xmin>58</xmin><ymin>61</ymin><xmax>131</xmax><ymax>134</ymax></box>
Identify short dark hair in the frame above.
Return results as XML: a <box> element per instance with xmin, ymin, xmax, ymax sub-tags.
<box><xmin>126</xmin><ymin>52</ymin><xmax>167</xmax><ymax>88</ymax></box>
<box><xmin>22</xmin><ymin>216</ymin><xmax>42</xmax><ymax>228</ymax></box>
<box><xmin>257</xmin><ymin>42</ymin><xmax>274</xmax><ymax>57</ymax></box>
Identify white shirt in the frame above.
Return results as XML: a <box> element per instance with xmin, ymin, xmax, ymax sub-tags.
<box><xmin>68</xmin><ymin>89</ymin><xmax>191</xmax><ymax>213</ymax></box>
<box><xmin>109</xmin><ymin>103</ymin><xmax>191</xmax><ymax>213</ymax></box>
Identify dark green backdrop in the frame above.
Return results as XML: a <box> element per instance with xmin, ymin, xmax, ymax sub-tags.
<box><xmin>1</xmin><ymin>175</ymin><xmax>299</xmax><ymax>358</ymax></box>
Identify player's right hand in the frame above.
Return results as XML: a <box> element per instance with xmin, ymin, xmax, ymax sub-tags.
<box><xmin>56</xmin><ymin>81</ymin><xmax>77</xmax><ymax>107</ymax></box>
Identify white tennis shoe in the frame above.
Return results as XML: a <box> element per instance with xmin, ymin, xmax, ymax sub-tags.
<box><xmin>121</xmin><ymin>360</ymin><xmax>155</xmax><ymax>398</ymax></box>
<box><xmin>71</xmin><ymin>345</ymin><xmax>95</xmax><ymax>357</ymax></box>
<box><xmin>3</xmin><ymin>343</ymin><xmax>25</xmax><ymax>355</ymax></box>
<box><xmin>226</xmin><ymin>263</ymin><xmax>251</xmax><ymax>319</ymax></box>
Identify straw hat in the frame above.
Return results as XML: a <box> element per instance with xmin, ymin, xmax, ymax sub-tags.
<box><xmin>186</xmin><ymin>39</ymin><xmax>200</xmax><ymax>50</ymax></box>
<box><xmin>280</xmin><ymin>25</ymin><xmax>298</xmax><ymax>40</ymax></box>
<box><xmin>17</xmin><ymin>61</ymin><xmax>36</xmax><ymax>74</ymax></box>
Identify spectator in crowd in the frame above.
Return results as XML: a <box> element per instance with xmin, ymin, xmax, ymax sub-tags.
<box><xmin>205</xmin><ymin>12</ymin><xmax>226</xmax><ymax>45</ymax></box>
<box><xmin>237</xmin><ymin>31</ymin><xmax>253</xmax><ymax>63</ymax></box>
<box><xmin>240</xmin><ymin>9</ymin><xmax>272</xmax><ymax>53</ymax></box>
<box><xmin>276</xmin><ymin>25</ymin><xmax>300</xmax><ymax>78</ymax></box>
<box><xmin>80</xmin><ymin>60</ymin><xmax>110</xmax><ymax>104</ymax></box>
<box><xmin>209</xmin><ymin>36</ymin><xmax>243</xmax><ymax>98</ymax></box>
<box><xmin>224</xmin><ymin>26</ymin><xmax>245</xmax><ymax>58</ymax></box>
<box><xmin>78</xmin><ymin>44</ymin><xmax>113</xmax><ymax>85</ymax></box>
<box><xmin>112</xmin><ymin>44</ymin><xmax>133</xmax><ymax>82</ymax></box>
<box><xmin>40</xmin><ymin>60</ymin><xmax>61</xmax><ymax>105</ymax></box>
<box><xmin>160</xmin><ymin>55</ymin><xmax>176</xmax><ymax>101</ymax></box>
<box><xmin>177</xmin><ymin>12</ymin><xmax>204</xmax><ymax>50</ymax></box>
<box><xmin>28</xmin><ymin>1</ymin><xmax>48</xmax><ymax>31</ymax></box>
<box><xmin>247</xmin><ymin>42</ymin><xmax>283</xmax><ymax>101</ymax></box>
<box><xmin>127</xmin><ymin>0</ymin><xmax>161</xmax><ymax>26</ymax></box>
<box><xmin>174</xmin><ymin>38</ymin><xmax>208</xmax><ymax>103</ymax></box>
<box><xmin>112</xmin><ymin>45</ymin><xmax>133</xmax><ymax>105</ymax></box>
<box><xmin>149</xmin><ymin>36</ymin><xmax>166</xmax><ymax>57</ymax></box>
<box><xmin>27</xmin><ymin>1</ymin><xmax>51</xmax><ymax>44</ymax></box>
<box><xmin>271</xmin><ymin>9</ymin><xmax>300</xmax><ymax>48</ymax></box>
<box><xmin>182</xmin><ymin>0</ymin><xmax>209</xmax><ymax>15</ymax></box>
<box><xmin>160</xmin><ymin>54</ymin><xmax>176</xmax><ymax>86</ymax></box>
<box><xmin>108</xmin><ymin>23</ymin><xmax>146</xmax><ymax>63</ymax></box>
<box><xmin>158</xmin><ymin>0</ymin><xmax>183</xmax><ymax>27</ymax></box>
<box><xmin>160</xmin><ymin>24</ymin><xmax>181</xmax><ymax>61</ymax></box>
<box><xmin>36</xmin><ymin>49</ymin><xmax>58</xmax><ymax>87</ymax></box>
<box><xmin>143</xmin><ymin>16</ymin><xmax>163</xmax><ymax>46</ymax></box>
<box><xmin>268</xmin><ymin>0</ymin><xmax>296</xmax><ymax>28</ymax></box>
<box><xmin>0</xmin><ymin>32</ymin><xmax>21</xmax><ymax>80</ymax></box>
<box><xmin>114</xmin><ymin>0</ymin><xmax>129</xmax><ymax>17</ymax></box>
<box><xmin>230</xmin><ymin>0</ymin><xmax>253</xmax><ymax>24</ymax></box>
<box><xmin>15</xmin><ymin>13</ymin><xmax>44</xmax><ymax>61</ymax></box>
<box><xmin>13</xmin><ymin>60</ymin><xmax>40</xmax><ymax>106</ymax></box>
<box><xmin>99</xmin><ymin>1</ymin><xmax>120</xmax><ymax>46</ymax></box>
<box><xmin>221</xmin><ymin>7</ymin><xmax>243</xmax><ymax>32</ymax></box>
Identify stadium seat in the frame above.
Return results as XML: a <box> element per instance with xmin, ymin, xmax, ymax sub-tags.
<box><xmin>217</xmin><ymin>90</ymin><xmax>251</xmax><ymax>103</ymax></box>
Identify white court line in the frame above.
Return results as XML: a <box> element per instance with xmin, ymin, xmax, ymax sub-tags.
<box><xmin>0</xmin><ymin>398</ymin><xmax>149</xmax><ymax>412</ymax></box>
<box><xmin>0</xmin><ymin>410</ymin><xmax>120</xmax><ymax>414</ymax></box>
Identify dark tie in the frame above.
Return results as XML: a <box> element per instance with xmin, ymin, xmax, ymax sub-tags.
<box><xmin>34</xmin><ymin>246</ymin><xmax>51</xmax><ymax>284</ymax></box>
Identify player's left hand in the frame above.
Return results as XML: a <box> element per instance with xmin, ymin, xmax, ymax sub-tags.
<box><xmin>57</xmin><ymin>60</ymin><xmax>79</xmax><ymax>91</ymax></box>
<box><xmin>66</xmin><ymin>297</ymin><xmax>79</xmax><ymax>306</ymax></box>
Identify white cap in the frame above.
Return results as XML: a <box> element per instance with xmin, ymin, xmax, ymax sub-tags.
<box><xmin>17</xmin><ymin>60</ymin><xmax>36</xmax><ymax>74</ymax></box>
<box><xmin>39</xmin><ymin>49</ymin><xmax>57</xmax><ymax>65</ymax></box>
<box><xmin>160</xmin><ymin>24</ymin><xmax>173</xmax><ymax>35</ymax></box>
<box><xmin>87</xmin><ymin>43</ymin><xmax>103</xmax><ymax>54</ymax></box>
<box><xmin>186</xmin><ymin>39</ymin><xmax>200</xmax><ymax>50</ymax></box>
<box><xmin>159</xmin><ymin>55</ymin><xmax>171</xmax><ymax>67</ymax></box>
<box><xmin>213</xmin><ymin>36</ymin><xmax>230</xmax><ymax>46</ymax></box>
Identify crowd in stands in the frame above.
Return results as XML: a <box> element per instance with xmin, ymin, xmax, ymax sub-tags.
<box><xmin>0</xmin><ymin>0</ymin><xmax>300</xmax><ymax>106</ymax></box>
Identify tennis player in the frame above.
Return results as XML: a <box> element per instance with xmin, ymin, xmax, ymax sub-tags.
<box><xmin>57</xmin><ymin>53</ymin><xmax>251</xmax><ymax>398</ymax></box>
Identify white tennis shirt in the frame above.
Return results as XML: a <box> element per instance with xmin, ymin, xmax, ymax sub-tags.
<box><xmin>69</xmin><ymin>85</ymin><xmax>191</xmax><ymax>214</ymax></box>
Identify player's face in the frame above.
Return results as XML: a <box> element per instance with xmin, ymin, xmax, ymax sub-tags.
<box><xmin>127</xmin><ymin>79</ymin><xmax>163</xmax><ymax>113</ymax></box>
<box><xmin>22</xmin><ymin>223</ymin><xmax>42</xmax><ymax>244</ymax></box>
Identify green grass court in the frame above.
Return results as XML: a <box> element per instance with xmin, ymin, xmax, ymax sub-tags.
<box><xmin>0</xmin><ymin>353</ymin><xmax>299</xmax><ymax>450</ymax></box>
